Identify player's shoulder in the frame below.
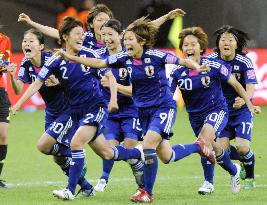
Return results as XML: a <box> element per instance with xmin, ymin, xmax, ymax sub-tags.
<box><xmin>235</xmin><ymin>53</ymin><xmax>253</xmax><ymax>68</ymax></box>
<box><xmin>145</xmin><ymin>49</ymin><xmax>166</xmax><ymax>58</ymax></box>
<box><xmin>80</xmin><ymin>46</ymin><xmax>100</xmax><ymax>58</ymax></box>
<box><xmin>202</xmin><ymin>57</ymin><xmax>225</xmax><ymax>69</ymax></box>
<box><xmin>170</xmin><ymin>65</ymin><xmax>185</xmax><ymax>75</ymax></box>
<box><xmin>205</xmin><ymin>51</ymin><xmax>219</xmax><ymax>59</ymax></box>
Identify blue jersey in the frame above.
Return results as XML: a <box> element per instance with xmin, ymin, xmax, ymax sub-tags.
<box><xmin>37</xmin><ymin>47</ymin><xmax>105</xmax><ymax>109</ymax></box>
<box><xmin>18</xmin><ymin>51</ymin><xmax>66</xmax><ymax>116</ymax></box>
<box><xmin>169</xmin><ymin>57</ymin><xmax>231</xmax><ymax>115</ymax></box>
<box><xmin>96</xmin><ymin>47</ymin><xmax>138</xmax><ymax>118</ymax></box>
<box><xmin>107</xmin><ymin>49</ymin><xmax>179</xmax><ymax>108</ymax></box>
<box><xmin>83</xmin><ymin>30</ymin><xmax>106</xmax><ymax>50</ymax></box>
<box><xmin>206</xmin><ymin>52</ymin><xmax>258</xmax><ymax>114</ymax></box>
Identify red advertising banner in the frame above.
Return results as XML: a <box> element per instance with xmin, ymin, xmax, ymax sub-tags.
<box><xmin>4</xmin><ymin>50</ymin><xmax>267</xmax><ymax>110</ymax></box>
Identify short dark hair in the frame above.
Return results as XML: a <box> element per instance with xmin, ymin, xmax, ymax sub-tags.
<box><xmin>101</xmin><ymin>19</ymin><xmax>123</xmax><ymax>34</ymax></box>
<box><xmin>24</xmin><ymin>28</ymin><xmax>45</xmax><ymax>45</ymax></box>
<box><xmin>59</xmin><ymin>16</ymin><xmax>83</xmax><ymax>43</ymax></box>
<box><xmin>213</xmin><ymin>25</ymin><xmax>250</xmax><ymax>54</ymax></box>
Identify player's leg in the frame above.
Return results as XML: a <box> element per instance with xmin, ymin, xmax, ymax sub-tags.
<box><xmin>235</xmin><ymin>111</ymin><xmax>255</xmax><ymax>188</ymax></box>
<box><xmin>0</xmin><ymin>89</ymin><xmax>10</xmax><ymax>188</ymax></box>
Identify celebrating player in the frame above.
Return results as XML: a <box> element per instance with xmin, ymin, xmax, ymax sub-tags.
<box><xmin>207</xmin><ymin>25</ymin><xmax>259</xmax><ymax>189</ymax></box>
<box><xmin>169</xmin><ymin>26</ymin><xmax>260</xmax><ymax>195</ymax></box>
<box><xmin>54</xmin><ymin>16</ymin><xmax>214</xmax><ymax>203</ymax></box>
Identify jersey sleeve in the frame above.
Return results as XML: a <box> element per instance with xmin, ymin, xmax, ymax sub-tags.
<box><xmin>17</xmin><ymin>59</ymin><xmax>31</xmax><ymax>83</ymax></box>
<box><xmin>169</xmin><ymin>66</ymin><xmax>179</xmax><ymax>93</ymax></box>
<box><xmin>163</xmin><ymin>52</ymin><xmax>180</xmax><ymax>65</ymax></box>
<box><xmin>218</xmin><ymin>63</ymin><xmax>231</xmax><ymax>82</ymax></box>
<box><xmin>243</xmin><ymin>57</ymin><xmax>258</xmax><ymax>84</ymax></box>
<box><xmin>37</xmin><ymin>55</ymin><xmax>61</xmax><ymax>82</ymax></box>
<box><xmin>106</xmin><ymin>52</ymin><xmax>126</xmax><ymax>68</ymax></box>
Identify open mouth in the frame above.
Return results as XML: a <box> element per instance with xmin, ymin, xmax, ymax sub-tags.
<box><xmin>186</xmin><ymin>51</ymin><xmax>195</xmax><ymax>57</ymax></box>
<box><xmin>25</xmin><ymin>48</ymin><xmax>32</xmax><ymax>54</ymax></box>
<box><xmin>127</xmin><ymin>48</ymin><xmax>133</xmax><ymax>52</ymax></box>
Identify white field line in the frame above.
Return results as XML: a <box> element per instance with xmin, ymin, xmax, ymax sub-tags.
<box><xmin>5</xmin><ymin>175</ymin><xmax>267</xmax><ymax>188</ymax></box>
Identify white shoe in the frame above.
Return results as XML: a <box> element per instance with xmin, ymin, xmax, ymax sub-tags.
<box><xmin>198</xmin><ymin>181</ymin><xmax>214</xmax><ymax>195</ymax></box>
<box><xmin>52</xmin><ymin>188</ymin><xmax>75</xmax><ymax>200</ymax></box>
<box><xmin>94</xmin><ymin>179</ymin><xmax>107</xmax><ymax>192</ymax></box>
<box><xmin>135</xmin><ymin>144</ymin><xmax>145</xmax><ymax>162</ymax></box>
<box><xmin>230</xmin><ymin>163</ymin><xmax>241</xmax><ymax>193</ymax></box>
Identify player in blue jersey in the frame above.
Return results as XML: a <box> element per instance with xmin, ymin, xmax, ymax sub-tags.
<box><xmin>7</xmin><ymin>28</ymin><xmax>95</xmax><ymax>197</ymax></box>
<box><xmin>89</xmin><ymin>19</ymin><xmax>145</xmax><ymax>193</ymax></box>
<box><xmin>206</xmin><ymin>25</ymin><xmax>258</xmax><ymax>189</ymax></box>
<box><xmin>55</xmin><ymin>17</ymin><xmax>217</xmax><ymax>203</ymax></box>
<box><xmin>169</xmin><ymin>27</ymin><xmax>260</xmax><ymax>195</ymax></box>
<box><xmin>18</xmin><ymin>4</ymin><xmax>113</xmax><ymax>49</ymax></box>
<box><xmin>11</xmin><ymin>17</ymin><xmax>143</xmax><ymax>201</ymax></box>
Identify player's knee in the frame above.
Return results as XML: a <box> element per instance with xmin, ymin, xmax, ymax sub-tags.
<box><xmin>36</xmin><ymin>141</ymin><xmax>50</xmax><ymax>154</ymax></box>
<box><xmin>236</xmin><ymin>146</ymin><xmax>250</xmax><ymax>155</ymax></box>
<box><xmin>0</xmin><ymin>132</ymin><xmax>8</xmax><ymax>144</ymax></box>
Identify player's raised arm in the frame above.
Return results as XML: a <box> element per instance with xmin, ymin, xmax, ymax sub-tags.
<box><xmin>10</xmin><ymin>79</ymin><xmax>43</xmax><ymax>115</ymax></box>
<box><xmin>150</xmin><ymin>8</ymin><xmax>186</xmax><ymax>28</ymax></box>
<box><xmin>6</xmin><ymin>63</ymin><xmax>25</xmax><ymax>94</ymax></box>
<box><xmin>56</xmin><ymin>50</ymin><xmax>107</xmax><ymax>68</ymax></box>
<box><xmin>18</xmin><ymin>13</ymin><xmax>60</xmax><ymax>39</ymax></box>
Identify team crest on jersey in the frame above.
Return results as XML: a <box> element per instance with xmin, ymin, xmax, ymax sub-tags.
<box><xmin>201</xmin><ymin>76</ymin><xmax>210</xmax><ymax>88</ymax></box>
<box><xmin>81</xmin><ymin>64</ymin><xmax>90</xmax><ymax>73</ymax></box>
<box><xmin>119</xmin><ymin>68</ymin><xmax>128</xmax><ymax>79</ymax></box>
<box><xmin>145</xmin><ymin>65</ymin><xmax>154</xmax><ymax>77</ymax></box>
<box><xmin>29</xmin><ymin>67</ymin><xmax>33</xmax><ymax>71</ymax></box>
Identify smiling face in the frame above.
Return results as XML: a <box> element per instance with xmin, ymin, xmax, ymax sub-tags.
<box><xmin>181</xmin><ymin>34</ymin><xmax>201</xmax><ymax>62</ymax></box>
<box><xmin>91</xmin><ymin>12</ymin><xmax>110</xmax><ymax>38</ymax></box>
<box><xmin>101</xmin><ymin>26</ymin><xmax>121</xmax><ymax>53</ymax></box>
<box><xmin>219</xmin><ymin>32</ymin><xmax>237</xmax><ymax>60</ymax></box>
<box><xmin>64</xmin><ymin>26</ymin><xmax>84</xmax><ymax>53</ymax></box>
<box><xmin>123</xmin><ymin>31</ymin><xmax>144</xmax><ymax>58</ymax></box>
<box><xmin>22</xmin><ymin>32</ymin><xmax>44</xmax><ymax>59</ymax></box>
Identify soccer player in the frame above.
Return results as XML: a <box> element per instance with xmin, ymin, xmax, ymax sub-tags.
<box><xmin>169</xmin><ymin>27</ymin><xmax>260</xmax><ymax>195</ymax></box>
<box><xmin>92</xmin><ymin>19</ymin><xmax>144</xmax><ymax>193</ymax></box>
<box><xmin>206</xmin><ymin>25</ymin><xmax>258</xmax><ymax>189</ymax></box>
<box><xmin>18</xmin><ymin>4</ymin><xmax>113</xmax><ymax>49</ymax></box>
<box><xmin>54</xmin><ymin>16</ymin><xmax>215</xmax><ymax>203</ymax></box>
<box><xmin>7</xmin><ymin>28</ymin><xmax>95</xmax><ymax>196</ymax></box>
<box><xmin>10</xmin><ymin>17</ymin><xmax>143</xmax><ymax>201</ymax></box>
<box><xmin>0</xmin><ymin>32</ymin><xmax>12</xmax><ymax>188</ymax></box>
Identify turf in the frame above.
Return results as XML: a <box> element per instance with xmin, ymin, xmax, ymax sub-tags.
<box><xmin>1</xmin><ymin>107</ymin><xmax>267</xmax><ymax>205</ymax></box>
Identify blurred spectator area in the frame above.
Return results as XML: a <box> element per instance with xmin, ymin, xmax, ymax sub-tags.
<box><xmin>1</xmin><ymin>0</ymin><xmax>267</xmax><ymax>51</ymax></box>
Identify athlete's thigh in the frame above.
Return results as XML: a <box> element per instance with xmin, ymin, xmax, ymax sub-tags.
<box><xmin>89</xmin><ymin>133</ymin><xmax>113</xmax><ymax>158</ymax></box>
<box><xmin>37</xmin><ymin>132</ymin><xmax>58</xmax><ymax>150</ymax></box>
<box><xmin>71</xmin><ymin>125</ymin><xmax>97</xmax><ymax>147</ymax></box>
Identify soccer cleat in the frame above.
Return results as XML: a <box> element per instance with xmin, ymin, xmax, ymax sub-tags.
<box><xmin>94</xmin><ymin>179</ymin><xmax>107</xmax><ymax>192</ymax></box>
<box><xmin>230</xmin><ymin>163</ymin><xmax>241</xmax><ymax>193</ymax></box>
<box><xmin>240</xmin><ymin>163</ymin><xmax>246</xmax><ymax>180</ymax></box>
<box><xmin>130</xmin><ymin>188</ymin><xmax>153</xmax><ymax>203</ymax></box>
<box><xmin>76</xmin><ymin>186</ymin><xmax>96</xmax><ymax>197</ymax></box>
<box><xmin>52</xmin><ymin>188</ymin><xmax>75</xmax><ymax>200</ymax></box>
<box><xmin>195</xmin><ymin>137</ymin><xmax>215</xmax><ymax>163</ymax></box>
<box><xmin>244</xmin><ymin>178</ymin><xmax>256</xmax><ymax>189</ymax></box>
<box><xmin>198</xmin><ymin>181</ymin><xmax>214</xmax><ymax>195</ymax></box>
<box><xmin>135</xmin><ymin>144</ymin><xmax>145</xmax><ymax>162</ymax></box>
<box><xmin>0</xmin><ymin>180</ymin><xmax>7</xmax><ymax>188</ymax></box>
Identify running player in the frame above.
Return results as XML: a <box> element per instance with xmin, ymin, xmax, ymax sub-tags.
<box><xmin>169</xmin><ymin>26</ymin><xmax>260</xmax><ymax>195</ymax></box>
<box><xmin>207</xmin><ymin>25</ymin><xmax>258</xmax><ymax>189</ymax></box>
<box><xmin>10</xmin><ymin>17</ymin><xmax>143</xmax><ymax>201</ymax></box>
<box><xmin>54</xmin><ymin>16</ymin><xmax>215</xmax><ymax>203</ymax></box>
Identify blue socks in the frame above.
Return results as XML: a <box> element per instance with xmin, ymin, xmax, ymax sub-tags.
<box><xmin>216</xmin><ymin>150</ymin><xmax>237</xmax><ymax>176</ymax></box>
<box><xmin>100</xmin><ymin>160</ymin><xmax>115</xmax><ymax>181</ymax></box>
<box><xmin>201</xmin><ymin>156</ymin><xmax>215</xmax><ymax>184</ymax></box>
<box><xmin>68</xmin><ymin>150</ymin><xmax>86</xmax><ymax>194</ymax></box>
<box><xmin>240</xmin><ymin>149</ymin><xmax>255</xmax><ymax>179</ymax></box>
<box><xmin>112</xmin><ymin>145</ymin><xmax>141</xmax><ymax>160</ymax></box>
<box><xmin>143</xmin><ymin>149</ymin><xmax>158</xmax><ymax>195</ymax></box>
<box><xmin>49</xmin><ymin>143</ymin><xmax>71</xmax><ymax>157</ymax></box>
<box><xmin>169</xmin><ymin>144</ymin><xmax>200</xmax><ymax>162</ymax></box>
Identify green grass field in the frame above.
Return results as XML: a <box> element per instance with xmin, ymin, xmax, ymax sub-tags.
<box><xmin>1</xmin><ymin>107</ymin><xmax>267</xmax><ymax>205</ymax></box>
